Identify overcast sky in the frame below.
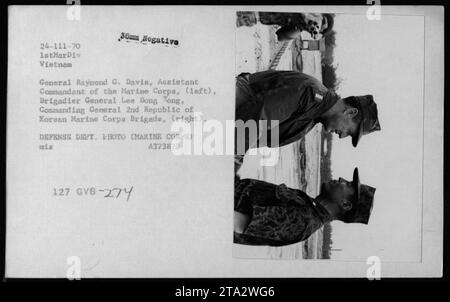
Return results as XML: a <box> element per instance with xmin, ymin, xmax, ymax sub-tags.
<box><xmin>329</xmin><ymin>14</ymin><xmax>425</xmax><ymax>261</ymax></box>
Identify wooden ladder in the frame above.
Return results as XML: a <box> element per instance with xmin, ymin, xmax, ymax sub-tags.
<box><xmin>268</xmin><ymin>40</ymin><xmax>292</xmax><ymax>70</ymax></box>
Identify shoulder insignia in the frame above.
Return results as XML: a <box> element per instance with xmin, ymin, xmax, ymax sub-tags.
<box><xmin>314</xmin><ymin>92</ymin><xmax>323</xmax><ymax>102</ymax></box>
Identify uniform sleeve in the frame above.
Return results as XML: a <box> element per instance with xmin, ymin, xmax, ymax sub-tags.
<box><xmin>262</xmin><ymin>85</ymin><xmax>318</xmax><ymax>148</ymax></box>
<box><xmin>249</xmin><ymin>71</ymin><xmax>328</xmax><ymax>126</ymax></box>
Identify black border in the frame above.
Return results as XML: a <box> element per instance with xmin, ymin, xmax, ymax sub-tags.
<box><xmin>0</xmin><ymin>0</ymin><xmax>448</xmax><ymax>291</ymax></box>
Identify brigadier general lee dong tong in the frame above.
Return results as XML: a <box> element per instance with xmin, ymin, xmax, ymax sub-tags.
<box><xmin>234</xmin><ymin>70</ymin><xmax>381</xmax><ymax>169</ymax></box>
<box><xmin>234</xmin><ymin>168</ymin><xmax>376</xmax><ymax>246</ymax></box>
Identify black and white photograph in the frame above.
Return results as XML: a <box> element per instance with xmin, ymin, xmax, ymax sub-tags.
<box><xmin>233</xmin><ymin>10</ymin><xmax>434</xmax><ymax>263</ymax></box>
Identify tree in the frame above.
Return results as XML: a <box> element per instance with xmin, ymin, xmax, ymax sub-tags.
<box><xmin>322</xmin><ymin>64</ymin><xmax>341</xmax><ymax>91</ymax></box>
<box><xmin>321</xmin><ymin>29</ymin><xmax>337</xmax><ymax>66</ymax></box>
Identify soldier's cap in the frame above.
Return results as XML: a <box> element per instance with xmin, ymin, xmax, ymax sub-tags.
<box><xmin>343</xmin><ymin>168</ymin><xmax>376</xmax><ymax>224</ymax></box>
<box><xmin>348</xmin><ymin>95</ymin><xmax>381</xmax><ymax>147</ymax></box>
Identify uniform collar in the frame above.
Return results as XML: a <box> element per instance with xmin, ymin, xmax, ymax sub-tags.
<box><xmin>313</xmin><ymin>90</ymin><xmax>340</xmax><ymax>122</ymax></box>
<box><xmin>310</xmin><ymin>198</ymin><xmax>332</xmax><ymax>223</ymax></box>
